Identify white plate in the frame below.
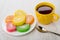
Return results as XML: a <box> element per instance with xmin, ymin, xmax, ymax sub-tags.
<box><xmin>2</xmin><ymin>12</ymin><xmax>36</xmax><ymax>36</ymax></box>
<box><xmin>1</xmin><ymin>0</ymin><xmax>36</xmax><ymax>36</ymax></box>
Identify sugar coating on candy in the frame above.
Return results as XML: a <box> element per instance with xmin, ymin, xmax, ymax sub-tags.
<box><xmin>16</xmin><ymin>24</ymin><xmax>30</xmax><ymax>32</ymax></box>
<box><xmin>26</xmin><ymin>15</ymin><xmax>34</xmax><ymax>25</ymax></box>
<box><xmin>6</xmin><ymin>22</ymin><xmax>16</xmax><ymax>32</ymax></box>
<box><xmin>12</xmin><ymin>16</ymin><xmax>26</xmax><ymax>26</ymax></box>
<box><xmin>14</xmin><ymin>10</ymin><xmax>26</xmax><ymax>17</ymax></box>
<box><xmin>5</xmin><ymin>15</ymin><xmax>14</xmax><ymax>23</ymax></box>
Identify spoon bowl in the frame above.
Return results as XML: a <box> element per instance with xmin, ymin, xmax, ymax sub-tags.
<box><xmin>36</xmin><ymin>25</ymin><xmax>48</xmax><ymax>33</ymax></box>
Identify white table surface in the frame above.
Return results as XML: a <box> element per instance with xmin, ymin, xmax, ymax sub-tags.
<box><xmin>0</xmin><ymin>0</ymin><xmax>60</xmax><ymax>40</ymax></box>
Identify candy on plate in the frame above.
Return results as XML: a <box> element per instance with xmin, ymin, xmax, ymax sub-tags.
<box><xmin>16</xmin><ymin>24</ymin><xmax>30</xmax><ymax>32</ymax></box>
<box><xmin>5</xmin><ymin>15</ymin><xmax>14</xmax><ymax>23</ymax></box>
<box><xmin>12</xmin><ymin>16</ymin><xmax>26</xmax><ymax>26</ymax></box>
<box><xmin>14</xmin><ymin>10</ymin><xmax>26</xmax><ymax>17</ymax></box>
<box><xmin>26</xmin><ymin>15</ymin><xmax>34</xmax><ymax>25</ymax></box>
<box><xmin>6</xmin><ymin>22</ymin><xmax>16</xmax><ymax>32</ymax></box>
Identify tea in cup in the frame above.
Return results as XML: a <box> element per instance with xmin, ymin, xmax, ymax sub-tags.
<box><xmin>35</xmin><ymin>2</ymin><xmax>59</xmax><ymax>25</ymax></box>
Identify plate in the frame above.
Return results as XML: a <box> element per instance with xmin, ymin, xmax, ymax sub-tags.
<box><xmin>2</xmin><ymin>12</ymin><xmax>36</xmax><ymax>36</ymax></box>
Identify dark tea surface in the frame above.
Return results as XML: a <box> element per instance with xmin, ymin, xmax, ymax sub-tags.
<box><xmin>37</xmin><ymin>6</ymin><xmax>53</xmax><ymax>14</ymax></box>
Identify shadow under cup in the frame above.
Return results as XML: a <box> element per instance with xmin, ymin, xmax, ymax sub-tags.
<box><xmin>35</xmin><ymin>2</ymin><xmax>55</xmax><ymax>25</ymax></box>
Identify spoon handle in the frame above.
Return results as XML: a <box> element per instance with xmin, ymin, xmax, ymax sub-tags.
<box><xmin>48</xmin><ymin>31</ymin><xmax>60</xmax><ymax>36</ymax></box>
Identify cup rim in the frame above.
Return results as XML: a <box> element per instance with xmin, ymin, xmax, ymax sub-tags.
<box><xmin>35</xmin><ymin>2</ymin><xmax>55</xmax><ymax>15</ymax></box>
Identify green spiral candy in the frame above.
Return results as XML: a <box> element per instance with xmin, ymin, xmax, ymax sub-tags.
<box><xmin>17</xmin><ymin>24</ymin><xmax>30</xmax><ymax>32</ymax></box>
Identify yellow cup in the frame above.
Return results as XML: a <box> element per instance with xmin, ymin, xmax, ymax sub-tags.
<box><xmin>35</xmin><ymin>2</ymin><xmax>59</xmax><ymax>25</ymax></box>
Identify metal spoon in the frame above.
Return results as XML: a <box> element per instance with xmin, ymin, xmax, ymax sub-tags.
<box><xmin>36</xmin><ymin>25</ymin><xmax>60</xmax><ymax>36</ymax></box>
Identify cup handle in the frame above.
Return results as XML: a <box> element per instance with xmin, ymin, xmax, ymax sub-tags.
<box><xmin>52</xmin><ymin>13</ymin><xmax>59</xmax><ymax>22</ymax></box>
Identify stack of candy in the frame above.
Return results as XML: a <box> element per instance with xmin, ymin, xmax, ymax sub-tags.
<box><xmin>5</xmin><ymin>10</ymin><xmax>34</xmax><ymax>32</ymax></box>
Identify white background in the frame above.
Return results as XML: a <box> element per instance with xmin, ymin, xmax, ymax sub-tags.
<box><xmin>0</xmin><ymin>0</ymin><xmax>60</xmax><ymax>40</ymax></box>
